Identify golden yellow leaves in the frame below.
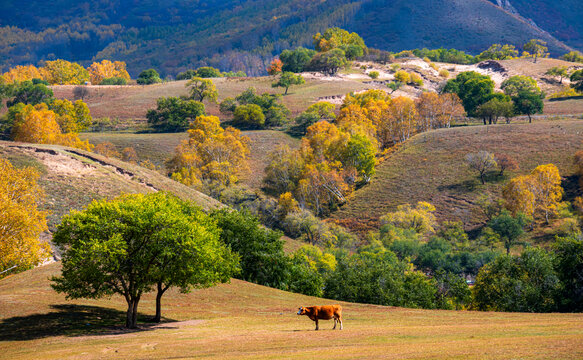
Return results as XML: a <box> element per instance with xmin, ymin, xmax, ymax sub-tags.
<box><xmin>168</xmin><ymin>115</ymin><xmax>250</xmax><ymax>188</ymax></box>
<box><xmin>87</xmin><ymin>60</ymin><xmax>131</xmax><ymax>84</ymax></box>
<box><xmin>10</xmin><ymin>103</ymin><xmax>93</xmax><ymax>151</ymax></box>
<box><xmin>1</xmin><ymin>59</ymin><xmax>131</xmax><ymax>85</ymax></box>
<box><xmin>503</xmin><ymin>164</ymin><xmax>563</xmax><ymax>223</ymax></box>
<box><xmin>0</xmin><ymin>157</ymin><xmax>49</xmax><ymax>277</ymax></box>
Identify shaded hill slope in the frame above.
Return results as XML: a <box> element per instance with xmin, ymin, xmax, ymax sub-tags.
<box><xmin>0</xmin><ymin>141</ymin><xmax>222</xmax><ymax>229</ymax></box>
<box><xmin>0</xmin><ymin>0</ymin><xmax>578</xmax><ymax>76</ymax></box>
<box><xmin>1</xmin><ymin>263</ymin><xmax>582</xmax><ymax>359</ymax></box>
<box><xmin>332</xmin><ymin>119</ymin><xmax>583</xmax><ymax>234</ymax></box>
<box><xmin>488</xmin><ymin>0</ymin><xmax>583</xmax><ymax>50</ymax></box>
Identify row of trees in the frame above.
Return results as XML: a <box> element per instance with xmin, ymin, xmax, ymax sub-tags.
<box><xmin>176</xmin><ymin>66</ymin><xmax>246</xmax><ymax>80</ymax></box>
<box><xmin>444</xmin><ymin>72</ymin><xmax>544</xmax><ymax>123</ymax></box>
<box><xmin>1</xmin><ymin>60</ymin><xmax>130</xmax><ymax>85</ymax></box>
<box><xmin>272</xmin><ymin>27</ymin><xmax>367</xmax><ymax>76</ymax></box>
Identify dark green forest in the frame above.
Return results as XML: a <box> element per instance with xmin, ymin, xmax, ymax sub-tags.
<box><xmin>0</xmin><ymin>0</ymin><xmax>580</xmax><ymax>76</ymax></box>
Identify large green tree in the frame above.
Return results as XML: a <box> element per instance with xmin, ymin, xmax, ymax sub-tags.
<box><xmin>271</xmin><ymin>72</ymin><xmax>305</xmax><ymax>95</ymax></box>
<box><xmin>443</xmin><ymin>71</ymin><xmax>495</xmax><ymax>117</ymax></box>
<box><xmin>279</xmin><ymin>47</ymin><xmax>316</xmax><ymax>73</ymax></box>
<box><xmin>186</xmin><ymin>77</ymin><xmax>218</xmax><ymax>103</ymax></box>
<box><xmin>52</xmin><ymin>192</ymin><xmax>238</xmax><ymax>328</ymax></box>
<box><xmin>146</xmin><ymin>97</ymin><xmax>205</xmax><ymax>132</ymax></box>
<box><xmin>488</xmin><ymin>210</ymin><xmax>528</xmax><ymax>255</ymax></box>
<box><xmin>137</xmin><ymin>69</ymin><xmax>162</xmax><ymax>85</ymax></box>
<box><xmin>513</xmin><ymin>90</ymin><xmax>544</xmax><ymax>123</ymax></box>
<box><xmin>473</xmin><ymin>248</ymin><xmax>559</xmax><ymax>312</ymax></box>
<box><xmin>307</xmin><ymin>48</ymin><xmax>348</xmax><ymax>76</ymax></box>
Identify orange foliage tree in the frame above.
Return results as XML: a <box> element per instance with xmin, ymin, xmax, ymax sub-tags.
<box><xmin>0</xmin><ymin>157</ymin><xmax>50</xmax><ymax>277</ymax></box>
<box><xmin>267</xmin><ymin>58</ymin><xmax>283</xmax><ymax>75</ymax></box>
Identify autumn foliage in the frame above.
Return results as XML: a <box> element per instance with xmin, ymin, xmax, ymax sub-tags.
<box><xmin>10</xmin><ymin>103</ymin><xmax>93</xmax><ymax>150</ymax></box>
<box><xmin>1</xmin><ymin>59</ymin><xmax>131</xmax><ymax>85</ymax></box>
<box><xmin>0</xmin><ymin>65</ymin><xmax>45</xmax><ymax>84</ymax></box>
<box><xmin>265</xmin><ymin>89</ymin><xmax>464</xmax><ymax>215</ymax></box>
<box><xmin>503</xmin><ymin>164</ymin><xmax>563</xmax><ymax>223</ymax></box>
<box><xmin>167</xmin><ymin>115</ymin><xmax>250</xmax><ymax>188</ymax></box>
<box><xmin>0</xmin><ymin>157</ymin><xmax>50</xmax><ymax>277</ymax></box>
<box><xmin>88</xmin><ymin>60</ymin><xmax>131</xmax><ymax>84</ymax></box>
<box><xmin>267</xmin><ymin>58</ymin><xmax>283</xmax><ymax>75</ymax></box>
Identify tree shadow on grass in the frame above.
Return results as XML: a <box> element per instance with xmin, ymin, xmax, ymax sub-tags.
<box><xmin>0</xmin><ymin>304</ymin><xmax>178</xmax><ymax>341</ymax></box>
<box><xmin>438</xmin><ymin>179</ymin><xmax>478</xmax><ymax>193</ymax></box>
<box><xmin>438</xmin><ymin>172</ymin><xmax>507</xmax><ymax>193</ymax></box>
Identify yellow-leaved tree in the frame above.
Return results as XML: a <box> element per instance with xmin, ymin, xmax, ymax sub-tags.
<box><xmin>49</xmin><ymin>99</ymin><xmax>92</xmax><ymax>133</ymax></box>
<box><xmin>42</xmin><ymin>59</ymin><xmax>89</xmax><ymax>85</ymax></box>
<box><xmin>503</xmin><ymin>164</ymin><xmax>562</xmax><ymax>223</ymax></box>
<box><xmin>87</xmin><ymin>60</ymin><xmax>131</xmax><ymax>84</ymax></box>
<box><xmin>168</xmin><ymin>115</ymin><xmax>250</xmax><ymax>188</ymax></box>
<box><xmin>335</xmin><ymin>103</ymin><xmax>378</xmax><ymax>148</ymax></box>
<box><xmin>1</xmin><ymin>65</ymin><xmax>45</xmax><ymax>84</ymax></box>
<box><xmin>0</xmin><ymin>157</ymin><xmax>50</xmax><ymax>277</ymax></box>
<box><xmin>380</xmin><ymin>201</ymin><xmax>437</xmax><ymax>236</ymax></box>
<box><xmin>10</xmin><ymin>104</ymin><xmax>93</xmax><ymax>150</ymax></box>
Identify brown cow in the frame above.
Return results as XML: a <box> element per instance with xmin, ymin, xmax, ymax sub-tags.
<box><xmin>297</xmin><ymin>305</ymin><xmax>343</xmax><ymax>330</ymax></box>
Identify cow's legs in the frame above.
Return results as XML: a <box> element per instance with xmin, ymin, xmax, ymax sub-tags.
<box><xmin>333</xmin><ymin>318</ymin><xmax>337</xmax><ymax>329</ymax></box>
<box><xmin>315</xmin><ymin>319</ymin><xmax>319</xmax><ymax>331</ymax></box>
<box><xmin>339</xmin><ymin>317</ymin><xmax>343</xmax><ymax>330</ymax></box>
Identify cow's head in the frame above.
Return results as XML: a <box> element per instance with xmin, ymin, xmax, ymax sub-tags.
<box><xmin>297</xmin><ymin>307</ymin><xmax>306</xmax><ymax>315</ymax></box>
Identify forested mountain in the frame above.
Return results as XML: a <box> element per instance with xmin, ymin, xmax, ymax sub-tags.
<box><xmin>0</xmin><ymin>0</ymin><xmax>580</xmax><ymax>76</ymax></box>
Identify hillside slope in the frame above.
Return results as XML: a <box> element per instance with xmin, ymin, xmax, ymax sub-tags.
<box><xmin>0</xmin><ymin>0</ymin><xmax>578</xmax><ymax>76</ymax></box>
<box><xmin>332</xmin><ymin>120</ymin><xmax>583</xmax><ymax>234</ymax></box>
<box><xmin>51</xmin><ymin>76</ymin><xmax>377</xmax><ymax>124</ymax></box>
<box><xmin>0</xmin><ymin>141</ymin><xmax>222</xmax><ymax>229</ymax></box>
<box><xmin>488</xmin><ymin>0</ymin><xmax>583</xmax><ymax>50</ymax></box>
<box><xmin>1</xmin><ymin>263</ymin><xmax>582</xmax><ymax>359</ymax></box>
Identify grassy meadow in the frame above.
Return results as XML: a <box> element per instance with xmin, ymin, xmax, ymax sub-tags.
<box><xmin>1</xmin><ymin>263</ymin><xmax>582</xmax><ymax>360</ymax></box>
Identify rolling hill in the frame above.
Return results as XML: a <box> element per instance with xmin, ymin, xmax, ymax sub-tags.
<box><xmin>1</xmin><ymin>262</ymin><xmax>582</xmax><ymax>359</ymax></box>
<box><xmin>332</xmin><ymin>119</ymin><xmax>583</xmax><ymax>235</ymax></box>
<box><xmin>0</xmin><ymin>141</ymin><xmax>222</xmax><ymax>230</ymax></box>
<box><xmin>0</xmin><ymin>0</ymin><xmax>580</xmax><ymax>76</ymax></box>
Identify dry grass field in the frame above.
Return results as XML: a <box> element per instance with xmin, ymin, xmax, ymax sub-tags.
<box><xmin>52</xmin><ymin>76</ymin><xmax>377</xmax><ymax>126</ymax></box>
<box><xmin>333</xmin><ymin>119</ymin><xmax>583</xmax><ymax>235</ymax></box>
<box><xmin>1</xmin><ymin>263</ymin><xmax>582</xmax><ymax>360</ymax></box>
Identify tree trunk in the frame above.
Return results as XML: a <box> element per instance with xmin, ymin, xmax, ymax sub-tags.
<box><xmin>528</xmin><ymin>114</ymin><xmax>532</xmax><ymax>123</ymax></box>
<box><xmin>125</xmin><ymin>296</ymin><xmax>141</xmax><ymax>328</ymax></box>
<box><xmin>153</xmin><ymin>282</ymin><xmax>168</xmax><ymax>323</ymax></box>
<box><xmin>284</xmin><ymin>86</ymin><xmax>289</xmax><ymax>95</ymax></box>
